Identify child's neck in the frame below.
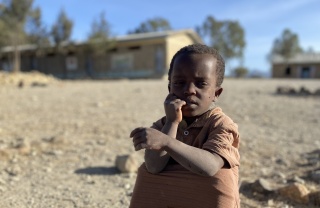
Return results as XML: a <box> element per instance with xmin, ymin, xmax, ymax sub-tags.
<box><xmin>183</xmin><ymin>116</ymin><xmax>199</xmax><ymax>126</ymax></box>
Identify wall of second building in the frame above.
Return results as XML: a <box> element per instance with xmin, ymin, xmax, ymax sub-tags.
<box><xmin>101</xmin><ymin>40</ymin><xmax>166</xmax><ymax>78</ymax></box>
<box><xmin>272</xmin><ymin>63</ymin><xmax>320</xmax><ymax>78</ymax></box>
<box><xmin>165</xmin><ymin>33</ymin><xmax>200</xmax><ymax>80</ymax></box>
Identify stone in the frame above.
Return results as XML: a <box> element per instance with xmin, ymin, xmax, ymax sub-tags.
<box><xmin>17</xmin><ymin>142</ymin><xmax>31</xmax><ymax>155</ymax></box>
<box><xmin>293</xmin><ymin>175</ymin><xmax>305</xmax><ymax>184</ymax></box>
<box><xmin>5</xmin><ymin>165</ymin><xmax>22</xmax><ymax>176</ymax></box>
<box><xmin>310</xmin><ymin>170</ymin><xmax>320</xmax><ymax>183</ymax></box>
<box><xmin>251</xmin><ymin>178</ymin><xmax>275</xmax><ymax>194</ymax></box>
<box><xmin>308</xmin><ymin>191</ymin><xmax>320</xmax><ymax>206</ymax></box>
<box><xmin>0</xmin><ymin>149</ymin><xmax>10</xmax><ymax>161</ymax></box>
<box><xmin>278</xmin><ymin>183</ymin><xmax>309</xmax><ymax>204</ymax></box>
<box><xmin>115</xmin><ymin>154</ymin><xmax>139</xmax><ymax>173</ymax></box>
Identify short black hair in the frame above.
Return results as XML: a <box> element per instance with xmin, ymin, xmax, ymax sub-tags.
<box><xmin>168</xmin><ymin>43</ymin><xmax>225</xmax><ymax>87</ymax></box>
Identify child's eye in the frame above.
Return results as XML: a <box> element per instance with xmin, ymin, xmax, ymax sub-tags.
<box><xmin>173</xmin><ymin>81</ymin><xmax>185</xmax><ymax>86</ymax></box>
<box><xmin>196</xmin><ymin>81</ymin><xmax>208</xmax><ymax>88</ymax></box>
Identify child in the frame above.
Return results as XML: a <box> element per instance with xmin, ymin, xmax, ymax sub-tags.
<box><xmin>129</xmin><ymin>43</ymin><xmax>240</xmax><ymax>208</ymax></box>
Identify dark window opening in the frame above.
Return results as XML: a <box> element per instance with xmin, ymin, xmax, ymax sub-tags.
<box><xmin>285</xmin><ymin>67</ymin><xmax>291</xmax><ymax>75</ymax></box>
<box><xmin>301</xmin><ymin>67</ymin><xmax>311</xmax><ymax>78</ymax></box>
<box><xmin>108</xmin><ymin>48</ymin><xmax>118</xmax><ymax>52</ymax></box>
<box><xmin>67</xmin><ymin>51</ymin><xmax>75</xmax><ymax>55</ymax></box>
<box><xmin>47</xmin><ymin>53</ymin><xmax>55</xmax><ymax>57</ymax></box>
<box><xmin>128</xmin><ymin>46</ymin><xmax>141</xmax><ymax>50</ymax></box>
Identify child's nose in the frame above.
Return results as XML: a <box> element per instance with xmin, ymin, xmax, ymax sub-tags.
<box><xmin>184</xmin><ymin>83</ymin><xmax>196</xmax><ymax>95</ymax></box>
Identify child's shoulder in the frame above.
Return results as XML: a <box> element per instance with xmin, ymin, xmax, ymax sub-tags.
<box><xmin>208</xmin><ymin>107</ymin><xmax>237</xmax><ymax>129</ymax></box>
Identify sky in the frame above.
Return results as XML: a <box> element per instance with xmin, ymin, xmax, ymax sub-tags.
<box><xmin>33</xmin><ymin>0</ymin><xmax>320</xmax><ymax>75</ymax></box>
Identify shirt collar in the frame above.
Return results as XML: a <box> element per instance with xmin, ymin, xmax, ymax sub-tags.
<box><xmin>178</xmin><ymin>105</ymin><xmax>221</xmax><ymax>129</ymax></box>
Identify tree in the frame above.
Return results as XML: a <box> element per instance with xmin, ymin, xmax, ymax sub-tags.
<box><xmin>232</xmin><ymin>66</ymin><xmax>248</xmax><ymax>78</ymax></box>
<box><xmin>128</xmin><ymin>17</ymin><xmax>172</xmax><ymax>34</ymax></box>
<box><xmin>196</xmin><ymin>16</ymin><xmax>246</xmax><ymax>67</ymax></box>
<box><xmin>51</xmin><ymin>9</ymin><xmax>73</xmax><ymax>47</ymax></box>
<box><xmin>0</xmin><ymin>0</ymin><xmax>34</xmax><ymax>72</ymax></box>
<box><xmin>26</xmin><ymin>7</ymin><xmax>50</xmax><ymax>47</ymax></box>
<box><xmin>86</xmin><ymin>12</ymin><xmax>114</xmax><ymax>55</ymax></box>
<box><xmin>87</xmin><ymin>12</ymin><xmax>111</xmax><ymax>42</ymax></box>
<box><xmin>269</xmin><ymin>28</ymin><xmax>303</xmax><ymax>61</ymax></box>
<box><xmin>83</xmin><ymin>12</ymin><xmax>114</xmax><ymax>78</ymax></box>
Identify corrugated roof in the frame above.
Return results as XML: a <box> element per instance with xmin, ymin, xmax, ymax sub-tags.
<box><xmin>1</xmin><ymin>44</ymin><xmax>37</xmax><ymax>53</ymax></box>
<box><xmin>115</xmin><ymin>29</ymin><xmax>203</xmax><ymax>43</ymax></box>
<box><xmin>272</xmin><ymin>53</ymin><xmax>320</xmax><ymax>64</ymax></box>
<box><xmin>0</xmin><ymin>29</ymin><xmax>203</xmax><ymax>53</ymax></box>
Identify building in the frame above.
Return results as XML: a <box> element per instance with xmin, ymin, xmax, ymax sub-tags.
<box><xmin>272</xmin><ymin>53</ymin><xmax>320</xmax><ymax>78</ymax></box>
<box><xmin>0</xmin><ymin>29</ymin><xmax>202</xmax><ymax>79</ymax></box>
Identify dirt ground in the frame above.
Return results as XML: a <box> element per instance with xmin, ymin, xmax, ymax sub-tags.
<box><xmin>0</xmin><ymin>76</ymin><xmax>319</xmax><ymax>208</ymax></box>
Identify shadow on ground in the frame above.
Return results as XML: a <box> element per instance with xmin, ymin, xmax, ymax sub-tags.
<box><xmin>74</xmin><ymin>166</ymin><xmax>119</xmax><ymax>175</ymax></box>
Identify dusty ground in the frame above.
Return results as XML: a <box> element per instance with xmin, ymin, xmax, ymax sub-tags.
<box><xmin>0</xmin><ymin>76</ymin><xmax>319</xmax><ymax>208</ymax></box>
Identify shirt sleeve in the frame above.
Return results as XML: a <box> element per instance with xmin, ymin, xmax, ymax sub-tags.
<box><xmin>202</xmin><ymin>117</ymin><xmax>240</xmax><ymax>168</ymax></box>
<box><xmin>150</xmin><ymin>117</ymin><xmax>165</xmax><ymax>131</ymax></box>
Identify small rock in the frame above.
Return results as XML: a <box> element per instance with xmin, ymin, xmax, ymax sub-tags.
<box><xmin>308</xmin><ymin>191</ymin><xmax>320</xmax><ymax>206</ymax></box>
<box><xmin>299</xmin><ymin>86</ymin><xmax>311</xmax><ymax>95</ymax></box>
<box><xmin>310</xmin><ymin>170</ymin><xmax>320</xmax><ymax>182</ymax></box>
<box><xmin>17</xmin><ymin>143</ymin><xmax>31</xmax><ymax>155</ymax></box>
<box><xmin>0</xmin><ymin>149</ymin><xmax>10</xmax><ymax>161</ymax></box>
<box><xmin>293</xmin><ymin>175</ymin><xmax>305</xmax><ymax>184</ymax></box>
<box><xmin>0</xmin><ymin>178</ymin><xmax>7</xmax><ymax>185</ymax></box>
<box><xmin>251</xmin><ymin>178</ymin><xmax>275</xmax><ymax>194</ymax></box>
<box><xmin>0</xmin><ymin>185</ymin><xmax>7</xmax><ymax>192</ymax></box>
<box><xmin>5</xmin><ymin>165</ymin><xmax>22</xmax><ymax>176</ymax></box>
<box><xmin>115</xmin><ymin>154</ymin><xmax>139</xmax><ymax>173</ymax></box>
<box><xmin>278</xmin><ymin>183</ymin><xmax>309</xmax><ymax>204</ymax></box>
<box><xmin>46</xmin><ymin>136</ymin><xmax>66</xmax><ymax>145</ymax></box>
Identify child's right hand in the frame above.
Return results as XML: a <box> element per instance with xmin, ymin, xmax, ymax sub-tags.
<box><xmin>164</xmin><ymin>93</ymin><xmax>186</xmax><ymax>124</ymax></box>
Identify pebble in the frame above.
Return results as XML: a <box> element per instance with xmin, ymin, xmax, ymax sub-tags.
<box><xmin>5</xmin><ymin>165</ymin><xmax>21</xmax><ymax>176</ymax></box>
<box><xmin>278</xmin><ymin>183</ymin><xmax>309</xmax><ymax>204</ymax></box>
<box><xmin>310</xmin><ymin>170</ymin><xmax>320</xmax><ymax>182</ymax></box>
<box><xmin>293</xmin><ymin>175</ymin><xmax>305</xmax><ymax>184</ymax></box>
<box><xmin>0</xmin><ymin>185</ymin><xmax>7</xmax><ymax>192</ymax></box>
<box><xmin>115</xmin><ymin>154</ymin><xmax>139</xmax><ymax>173</ymax></box>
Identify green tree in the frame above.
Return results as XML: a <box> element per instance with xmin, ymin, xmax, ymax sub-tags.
<box><xmin>87</xmin><ymin>12</ymin><xmax>111</xmax><ymax>42</ymax></box>
<box><xmin>196</xmin><ymin>16</ymin><xmax>246</xmax><ymax>68</ymax></box>
<box><xmin>0</xmin><ymin>0</ymin><xmax>35</xmax><ymax>72</ymax></box>
<box><xmin>232</xmin><ymin>66</ymin><xmax>248</xmax><ymax>78</ymax></box>
<box><xmin>51</xmin><ymin>9</ymin><xmax>73</xmax><ymax>47</ymax></box>
<box><xmin>269</xmin><ymin>28</ymin><xmax>303</xmax><ymax>61</ymax></box>
<box><xmin>86</xmin><ymin>12</ymin><xmax>114</xmax><ymax>55</ymax></box>
<box><xmin>128</xmin><ymin>17</ymin><xmax>172</xmax><ymax>34</ymax></box>
<box><xmin>26</xmin><ymin>7</ymin><xmax>50</xmax><ymax>47</ymax></box>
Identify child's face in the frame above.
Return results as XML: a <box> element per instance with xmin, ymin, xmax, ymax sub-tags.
<box><xmin>169</xmin><ymin>53</ymin><xmax>222</xmax><ymax>118</ymax></box>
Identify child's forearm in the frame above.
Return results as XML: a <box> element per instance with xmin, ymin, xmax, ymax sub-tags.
<box><xmin>144</xmin><ymin>122</ymin><xmax>179</xmax><ymax>174</ymax></box>
<box><xmin>144</xmin><ymin>149</ymin><xmax>170</xmax><ymax>174</ymax></box>
<box><xmin>164</xmin><ymin>139</ymin><xmax>224</xmax><ymax>177</ymax></box>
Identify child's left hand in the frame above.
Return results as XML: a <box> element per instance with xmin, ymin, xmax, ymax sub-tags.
<box><xmin>130</xmin><ymin>127</ymin><xmax>169</xmax><ymax>151</ymax></box>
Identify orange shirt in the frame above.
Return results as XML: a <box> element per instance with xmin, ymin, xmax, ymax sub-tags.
<box><xmin>130</xmin><ymin>107</ymin><xmax>240</xmax><ymax>208</ymax></box>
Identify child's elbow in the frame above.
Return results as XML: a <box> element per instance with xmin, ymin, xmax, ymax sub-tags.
<box><xmin>145</xmin><ymin>165</ymin><xmax>162</xmax><ymax>174</ymax></box>
<box><xmin>198</xmin><ymin>168</ymin><xmax>219</xmax><ymax>177</ymax></box>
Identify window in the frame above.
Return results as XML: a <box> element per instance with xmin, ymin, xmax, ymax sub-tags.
<box><xmin>111</xmin><ymin>53</ymin><xmax>133</xmax><ymax>71</ymax></box>
<box><xmin>128</xmin><ymin>46</ymin><xmax>141</xmax><ymax>50</ymax></box>
<box><xmin>301</xmin><ymin>67</ymin><xmax>311</xmax><ymax>78</ymax></box>
<box><xmin>285</xmin><ymin>67</ymin><xmax>291</xmax><ymax>75</ymax></box>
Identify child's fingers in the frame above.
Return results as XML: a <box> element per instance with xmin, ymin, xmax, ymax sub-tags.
<box><xmin>129</xmin><ymin>127</ymin><xmax>145</xmax><ymax>137</ymax></box>
<box><xmin>132</xmin><ymin>136</ymin><xmax>146</xmax><ymax>147</ymax></box>
<box><xmin>164</xmin><ymin>93</ymin><xmax>178</xmax><ymax>104</ymax></box>
<box><xmin>134</xmin><ymin>142</ymin><xmax>147</xmax><ymax>151</ymax></box>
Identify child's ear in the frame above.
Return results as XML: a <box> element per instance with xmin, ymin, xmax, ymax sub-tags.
<box><xmin>212</xmin><ymin>87</ymin><xmax>223</xmax><ymax>102</ymax></box>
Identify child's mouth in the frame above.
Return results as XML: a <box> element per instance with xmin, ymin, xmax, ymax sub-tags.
<box><xmin>184</xmin><ymin>99</ymin><xmax>197</xmax><ymax>105</ymax></box>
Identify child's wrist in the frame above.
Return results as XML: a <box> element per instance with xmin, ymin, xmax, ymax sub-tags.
<box><xmin>164</xmin><ymin>120</ymin><xmax>180</xmax><ymax>128</ymax></box>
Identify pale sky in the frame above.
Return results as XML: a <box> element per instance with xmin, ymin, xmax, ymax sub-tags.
<box><xmin>34</xmin><ymin>0</ymin><xmax>320</xmax><ymax>75</ymax></box>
